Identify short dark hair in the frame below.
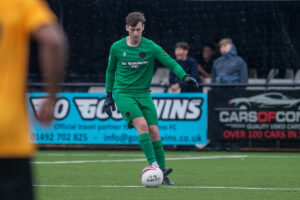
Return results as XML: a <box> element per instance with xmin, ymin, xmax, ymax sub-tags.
<box><xmin>126</xmin><ymin>12</ymin><xmax>146</xmax><ymax>26</ymax></box>
<box><xmin>175</xmin><ymin>42</ymin><xmax>189</xmax><ymax>50</ymax></box>
<box><xmin>203</xmin><ymin>43</ymin><xmax>216</xmax><ymax>51</ymax></box>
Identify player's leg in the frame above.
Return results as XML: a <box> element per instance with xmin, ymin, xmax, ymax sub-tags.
<box><xmin>114</xmin><ymin>94</ymin><xmax>157</xmax><ymax>166</ymax></box>
<box><xmin>131</xmin><ymin>117</ymin><xmax>158</xmax><ymax>166</ymax></box>
<box><xmin>149</xmin><ymin>125</ymin><xmax>174</xmax><ymax>185</ymax></box>
<box><xmin>136</xmin><ymin>95</ymin><xmax>164</xmax><ymax>167</ymax></box>
<box><xmin>137</xmin><ymin>95</ymin><xmax>175</xmax><ymax>185</ymax></box>
<box><xmin>0</xmin><ymin>158</ymin><xmax>34</xmax><ymax>200</ymax></box>
<box><xmin>148</xmin><ymin>125</ymin><xmax>165</xmax><ymax>169</ymax></box>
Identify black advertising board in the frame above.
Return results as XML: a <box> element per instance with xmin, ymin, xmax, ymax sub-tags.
<box><xmin>208</xmin><ymin>89</ymin><xmax>300</xmax><ymax>142</ymax></box>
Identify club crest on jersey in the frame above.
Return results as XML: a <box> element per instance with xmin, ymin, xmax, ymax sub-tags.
<box><xmin>123</xmin><ymin>52</ymin><xmax>127</xmax><ymax>57</ymax></box>
<box><xmin>139</xmin><ymin>52</ymin><xmax>146</xmax><ymax>58</ymax></box>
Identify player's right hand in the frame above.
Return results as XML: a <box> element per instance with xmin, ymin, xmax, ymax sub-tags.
<box><xmin>104</xmin><ymin>92</ymin><xmax>116</xmax><ymax>117</ymax></box>
<box><xmin>183</xmin><ymin>74</ymin><xmax>199</xmax><ymax>88</ymax></box>
<box><xmin>36</xmin><ymin>96</ymin><xmax>56</xmax><ymax>126</ymax></box>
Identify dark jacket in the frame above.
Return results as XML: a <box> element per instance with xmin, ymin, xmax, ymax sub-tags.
<box><xmin>211</xmin><ymin>45</ymin><xmax>248</xmax><ymax>83</ymax></box>
<box><xmin>169</xmin><ymin>56</ymin><xmax>200</xmax><ymax>92</ymax></box>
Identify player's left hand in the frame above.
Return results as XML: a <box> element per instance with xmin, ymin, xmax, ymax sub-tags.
<box><xmin>183</xmin><ymin>75</ymin><xmax>199</xmax><ymax>88</ymax></box>
<box><xmin>104</xmin><ymin>92</ymin><xmax>116</xmax><ymax>117</ymax></box>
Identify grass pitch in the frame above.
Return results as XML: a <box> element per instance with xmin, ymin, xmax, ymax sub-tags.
<box><xmin>33</xmin><ymin>151</ymin><xmax>300</xmax><ymax>200</ymax></box>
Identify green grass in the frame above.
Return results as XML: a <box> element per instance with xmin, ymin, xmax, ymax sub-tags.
<box><xmin>33</xmin><ymin>151</ymin><xmax>300</xmax><ymax>200</ymax></box>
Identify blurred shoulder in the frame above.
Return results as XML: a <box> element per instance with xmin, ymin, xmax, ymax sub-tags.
<box><xmin>142</xmin><ymin>37</ymin><xmax>157</xmax><ymax>46</ymax></box>
<box><xmin>187</xmin><ymin>56</ymin><xmax>197</xmax><ymax>64</ymax></box>
<box><xmin>236</xmin><ymin>56</ymin><xmax>247</xmax><ymax>64</ymax></box>
<box><xmin>213</xmin><ymin>56</ymin><xmax>224</xmax><ymax>65</ymax></box>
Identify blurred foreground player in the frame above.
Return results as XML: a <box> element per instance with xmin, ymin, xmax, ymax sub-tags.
<box><xmin>104</xmin><ymin>12</ymin><xmax>198</xmax><ymax>185</ymax></box>
<box><xmin>0</xmin><ymin>0</ymin><xmax>67</xmax><ymax>199</ymax></box>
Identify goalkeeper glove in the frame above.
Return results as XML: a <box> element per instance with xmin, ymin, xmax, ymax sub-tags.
<box><xmin>104</xmin><ymin>92</ymin><xmax>116</xmax><ymax>117</ymax></box>
<box><xmin>183</xmin><ymin>75</ymin><xmax>199</xmax><ymax>88</ymax></box>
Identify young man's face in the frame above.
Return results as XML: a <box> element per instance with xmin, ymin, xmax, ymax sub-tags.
<box><xmin>220</xmin><ymin>43</ymin><xmax>232</xmax><ymax>55</ymax></box>
<box><xmin>175</xmin><ymin>47</ymin><xmax>188</xmax><ymax>60</ymax></box>
<box><xmin>126</xmin><ymin>22</ymin><xmax>144</xmax><ymax>43</ymax></box>
<box><xmin>202</xmin><ymin>46</ymin><xmax>215</xmax><ymax>60</ymax></box>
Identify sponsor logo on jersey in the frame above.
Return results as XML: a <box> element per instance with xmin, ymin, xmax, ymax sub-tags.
<box><xmin>121</xmin><ymin>61</ymin><xmax>149</xmax><ymax>68</ymax></box>
<box><xmin>123</xmin><ymin>52</ymin><xmax>126</xmax><ymax>57</ymax></box>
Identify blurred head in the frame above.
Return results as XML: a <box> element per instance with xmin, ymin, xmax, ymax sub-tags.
<box><xmin>126</xmin><ymin>12</ymin><xmax>145</xmax><ymax>43</ymax></box>
<box><xmin>219</xmin><ymin>38</ymin><xmax>233</xmax><ymax>55</ymax></box>
<box><xmin>202</xmin><ymin>43</ymin><xmax>216</xmax><ymax>61</ymax></box>
<box><xmin>175</xmin><ymin>42</ymin><xmax>189</xmax><ymax>60</ymax></box>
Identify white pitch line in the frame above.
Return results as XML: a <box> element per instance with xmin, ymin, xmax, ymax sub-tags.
<box><xmin>107</xmin><ymin>153</ymin><xmax>145</xmax><ymax>157</ymax></box>
<box><xmin>32</xmin><ymin>155</ymin><xmax>248</xmax><ymax>165</ymax></box>
<box><xmin>248</xmin><ymin>155</ymin><xmax>300</xmax><ymax>159</ymax></box>
<box><xmin>39</xmin><ymin>153</ymin><xmax>300</xmax><ymax>159</ymax></box>
<box><xmin>33</xmin><ymin>184</ymin><xmax>300</xmax><ymax>191</ymax></box>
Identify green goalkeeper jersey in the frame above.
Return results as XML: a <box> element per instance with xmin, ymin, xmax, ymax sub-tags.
<box><xmin>105</xmin><ymin>37</ymin><xmax>187</xmax><ymax>94</ymax></box>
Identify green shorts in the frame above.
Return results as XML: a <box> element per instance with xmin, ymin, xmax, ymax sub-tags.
<box><xmin>114</xmin><ymin>93</ymin><xmax>158</xmax><ymax>128</ymax></box>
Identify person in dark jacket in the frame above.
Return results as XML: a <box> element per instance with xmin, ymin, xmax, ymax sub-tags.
<box><xmin>211</xmin><ymin>38</ymin><xmax>248</xmax><ymax>84</ymax></box>
<box><xmin>169</xmin><ymin>42</ymin><xmax>200</xmax><ymax>92</ymax></box>
<box><xmin>197</xmin><ymin>43</ymin><xmax>217</xmax><ymax>83</ymax></box>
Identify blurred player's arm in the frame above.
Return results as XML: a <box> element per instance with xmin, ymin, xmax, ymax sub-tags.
<box><xmin>33</xmin><ymin>25</ymin><xmax>68</xmax><ymax>125</ymax></box>
<box><xmin>34</xmin><ymin>25</ymin><xmax>67</xmax><ymax>99</ymax></box>
<box><xmin>104</xmin><ymin>45</ymin><xmax>117</xmax><ymax>116</ymax></box>
<box><xmin>105</xmin><ymin>45</ymin><xmax>117</xmax><ymax>93</ymax></box>
<box><xmin>23</xmin><ymin>0</ymin><xmax>68</xmax><ymax>124</ymax></box>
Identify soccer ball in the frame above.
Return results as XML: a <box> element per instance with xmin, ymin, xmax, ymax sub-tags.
<box><xmin>140</xmin><ymin>166</ymin><xmax>163</xmax><ymax>188</ymax></box>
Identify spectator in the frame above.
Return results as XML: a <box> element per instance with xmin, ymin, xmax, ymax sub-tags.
<box><xmin>198</xmin><ymin>43</ymin><xmax>217</xmax><ymax>83</ymax></box>
<box><xmin>211</xmin><ymin>38</ymin><xmax>248</xmax><ymax>84</ymax></box>
<box><xmin>169</xmin><ymin>42</ymin><xmax>200</xmax><ymax>92</ymax></box>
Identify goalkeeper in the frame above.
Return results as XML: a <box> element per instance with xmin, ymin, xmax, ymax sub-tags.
<box><xmin>104</xmin><ymin>12</ymin><xmax>198</xmax><ymax>185</ymax></box>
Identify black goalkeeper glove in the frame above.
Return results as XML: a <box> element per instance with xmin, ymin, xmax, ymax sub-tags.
<box><xmin>183</xmin><ymin>75</ymin><xmax>199</xmax><ymax>88</ymax></box>
<box><xmin>104</xmin><ymin>92</ymin><xmax>116</xmax><ymax>117</ymax></box>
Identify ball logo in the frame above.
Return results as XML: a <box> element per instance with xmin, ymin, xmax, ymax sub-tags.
<box><xmin>146</xmin><ymin>175</ymin><xmax>160</xmax><ymax>182</ymax></box>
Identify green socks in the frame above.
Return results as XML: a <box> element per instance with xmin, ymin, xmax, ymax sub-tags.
<box><xmin>138</xmin><ymin>134</ymin><xmax>166</xmax><ymax>169</ymax></box>
<box><xmin>139</xmin><ymin>133</ymin><xmax>156</xmax><ymax>165</ymax></box>
<box><xmin>152</xmin><ymin>140</ymin><xmax>166</xmax><ymax>169</ymax></box>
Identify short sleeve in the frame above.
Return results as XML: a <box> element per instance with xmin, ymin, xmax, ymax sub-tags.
<box><xmin>23</xmin><ymin>0</ymin><xmax>57</xmax><ymax>34</ymax></box>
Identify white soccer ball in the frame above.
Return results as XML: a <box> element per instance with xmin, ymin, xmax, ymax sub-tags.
<box><xmin>140</xmin><ymin>166</ymin><xmax>163</xmax><ymax>188</ymax></box>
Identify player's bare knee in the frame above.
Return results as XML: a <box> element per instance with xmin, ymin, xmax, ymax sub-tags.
<box><xmin>149</xmin><ymin>131</ymin><xmax>155</xmax><ymax>140</ymax></box>
<box><xmin>134</xmin><ymin>122</ymin><xmax>149</xmax><ymax>134</ymax></box>
<box><xmin>138</xmin><ymin>122</ymin><xmax>149</xmax><ymax>133</ymax></box>
<box><xmin>149</xmin><ymin>126</ymin><xmax>161</xmax><ymax>141</ymax></box>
